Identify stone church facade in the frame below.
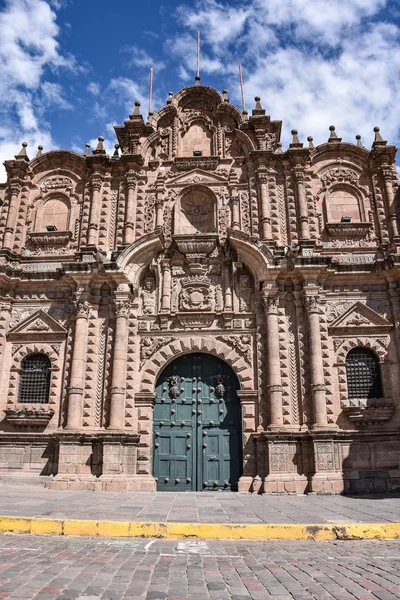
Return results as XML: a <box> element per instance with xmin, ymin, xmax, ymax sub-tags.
<box><xmin>0</xmin><ymin>82</ymin><xmax>399</xmax><ymax>494</ymax></box>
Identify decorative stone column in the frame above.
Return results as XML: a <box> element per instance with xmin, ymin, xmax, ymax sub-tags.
<box><xmin>231</xmin><ymin>196</ymin><xmax>240</xmax><ymax>230</ymax></box>
<box><xmin>3</xmin><ymin>182</ymin><xmax>21</xmax><ymax>249</ymax></box>
<box><xmin>87</xmin><ymin>173</ymin><xmax>102</xmax><ymax>246</ymax></box>
<box><xmin>382</xmin><ymin>166</ymin><xmax>399</xmax><ymax>239</ymax></box>
<box><xmin>108</xmin><ymin>295</ymin><xmax>131</xmax><ymax>430</ymax></box>
<box><xmin>223</xmin><ymin>263</ymin><xmax>233</xmax><ymax>311</ymax></box>
<box><xmin>155</xmin><ymin>196</ymin><xmax>164</xmax><ymax>229</ymax></box>
<box><xmin>124</xmin><ymin>172</ymin><xmax>137</xmax><ymax>244</ymax></box>
<box><xmin>65</xmin><ymin>299</ymin><xmax>91</xmax><ymax>430</ymax></box>
<box><xmin>304</xmin><ymin>294</ymin><xmax>328</xmax><ymax>428</ymax></box>
<box><xmin>160</xmin><ymin>259</ymin><xmax>171</xmax><ymax>312</ymax></box>
<box><xmin>262</xmin><ymin>291</ymin><xmax>283</xmax><ymax>428</ymax></box>
<box><xmin>258</xmin><ymin>172</ymin><xmax>271</xmax><ymax>240</ymax></box>
<box><xmin>293</xmin><ymin>165</ymin><xmax>310</xmax><ymax>240</ymax></box>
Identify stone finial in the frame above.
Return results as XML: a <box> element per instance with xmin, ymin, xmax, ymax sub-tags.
<box><xmin>252</xmin><ymin>96</ymin><xmax>265</xmax><ymax>116</ymax></box>
<box><xmin>113</xmin><ymin>144</ymin><xmax>120</xmax><ymax>158</ymax></box>
<box><xmin>307</xmin><ymin>136</ymin><xmax>314</xmax><ymax>149</ymax></box>
<box><xmin>242</xmin><ymin>108</ymin><xmax>248</xmax><ymax>120</ymax></box>
<box><xmin>92</xmin><ymin>136</ymin><xmax>106</xmax><ymax>155</ymax></box>
<box><xmin>355</xmin><ymin>134</ymin><xmax>364</xmax><ymax>148</ymax></box>
<box><xmin>167</xmin><ymin>91</ymin><xmax>173</xmax><ymax>105</ymax></box>
<box><xmin>372</xmin><ymin>126</ymin><xmax>387</xmax><ymax>147</ymax></box>
<box><xmin>289</xmin><ymin>129</ymin><xmax>303</xmax><ymax>149</ymax></box>
<box><xmin>84</xmin><ymin>143</ymin><xmax>91</xmax><ymax>156</ymax></box>
<box><xmin>36</xmin><ymin>145</ymin><xmax>43</xmax><ymax>158</ymax></box>
<box><xmin>276</xmin><ymin>142</ymin><xmax>283</xmax><ymax>154</ymax></box>
<box><xmin>222</xmin><ymin>89</ymin><xmax>229</xmax><ymax>103</ymax></box>
<box><xmin>195</xmin><ymin>75</ymin><xmax>201</xmax><ymax>86</ymax></box>
<box><xmin>328</xmin><ymin>125</ymin><xmax>342</xmax><ymax>142</ymax></box>
<box><xmin>133</xmin><ymin>101</ymin><xmax>141</xmax><ymax>116</ymax></box>
<box><xmin>15</xmin><ymin>141</ymin><xmax>29</xmax><ymax>161</ymax></box>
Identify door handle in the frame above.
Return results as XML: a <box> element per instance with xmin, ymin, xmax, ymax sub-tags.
<box><xmin>209</xmin><ymin>455</ymin><xmax>216</xmax><ymax>460</ymax></box>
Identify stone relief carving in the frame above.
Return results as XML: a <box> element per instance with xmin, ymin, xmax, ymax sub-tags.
<box><xmin>179</xmin><ymin>276</ymin><xmax>212</xmax><ymax>311</ymax></box>
<box><xmin>325</xmin><ymin>302</ymin><xmax>353</xmax><ymax>323</ymax></box>
<box><xmin>144</xmin><ymin>195</ymin><xmax>155</xmax><ymax>233</ymax></box>
<box><xmin>140</xmin><ymin>336</ymin><xmax>174</xmax><ymax>366</ymax></box>
<box><xmin>140</xmin><ymin>277</ymin><xmax>156</xmax><ymax>315</ymax></box>
<box><xmin>216</xmin><ymin>334</ymin><xmax>252</xmax><ymax>365</ymax></box>
<box><xmin>239</xmin><ymin>275</ymin><xmax>254</xmax><ymax>312</ymax></box>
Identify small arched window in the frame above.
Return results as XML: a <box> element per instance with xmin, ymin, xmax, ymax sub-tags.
<box><xmin>346</xmin><ymin>348</ymin><xmax>383</xmax><ymax>399</ymax></box>
<box><xmin>18</xmin><ymin>354</ymin><xmax>51</xmax><ymax>404</ymax></box>
<box><xmin>328</xmin><ymin>188</ymin><xmax>362</xmax><ymax>222</ymax></box>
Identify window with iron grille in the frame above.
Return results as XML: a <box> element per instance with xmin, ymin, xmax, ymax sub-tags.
<box><xmin>18</xmin><ymin>354</ymin><xmax>51</xmax><ymax>404</ymax></box>
<box><xmin>345</xmin><ymin>348</ymin><xmax>383</xmax><ymax>399</ymax></box>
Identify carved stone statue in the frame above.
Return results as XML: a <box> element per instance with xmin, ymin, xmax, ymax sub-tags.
<box><xmin>239</xmin><ymin>274</ymin><xmax>253</xmax><ymax>312</ymax></box>
<box><xmin>140</xmin><ymin>277</ymin><xmax>156</xmax><ymax>315</ymax></box>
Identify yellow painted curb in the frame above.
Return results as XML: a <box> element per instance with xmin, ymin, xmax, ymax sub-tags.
<box><xmin>0</xmin><ymin>516</ymin><xmax>398</xmax><ymax>540</ymax></box>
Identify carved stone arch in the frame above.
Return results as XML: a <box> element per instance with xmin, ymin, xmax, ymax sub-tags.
<box><xmin>8</xmin><ymin>342</ymin><xmax>62</xmax><ymax>409</ymax></box>
<box><xmin>139</xmin><ymin>335</ymin><xmax>254</xmax><ymax>393</ymax></box>
<box><xmin>116</xmin><ymin>231</ymin><xmax>163</xmax><ymax>289</ymax></box>
<box><xmin>334</xmin><ymin>336</ymin><xmax>391</xmax><ymax>406</ymax></box>
<box><xmin>324</xmin><ymin>183</ymin><xmax>366</xmax><ymax>223</ymax></box>
<box><xmin>12</xmin><ymin>343</ymin><xmax>60</xmax><ymax>369</ymax></box>
<box><xmin>335</xmin><ymin>337</ymin><xmax>389</xmax><ymax>364</ymax></box>
<box><xmin>229</xmin><ymin>232</ymin><xmax>271</xmax><ymax>284</ymax></box>
<box><xmin>29</xmin><ymin>151</ymin><xmax>87</xmax><ymax>180</ymax></box>
<box><xmin>174</xmin><ymin>184</ymin><xmax>217</xmax><ymax>235</ymax></box>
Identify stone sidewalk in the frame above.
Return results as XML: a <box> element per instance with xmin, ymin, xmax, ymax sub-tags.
<box><xmin>0</xmin><ymin>535</ymin><xmax>399</xmax><ymax>599</ymax></box>
<box><xmin>0</xmin><ymin>486</ymin><xmax>398</xmax><ymax>524</ymax></box>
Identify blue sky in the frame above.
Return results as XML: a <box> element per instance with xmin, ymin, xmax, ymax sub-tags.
<box><xmin>0</xmin><ymin>0</ymin><xmax>400</xmax><ymax>180</ymax></box>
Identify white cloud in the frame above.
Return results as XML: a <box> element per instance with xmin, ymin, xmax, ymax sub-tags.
<box><xmin>170</xmin><ymin>0</ymin><xmax>400</xmax><ymax>150</ymax></box>
<box><xmin>87</xmin><ymin>82</ymin><xmax>101</xmax><ymax>96</ymax></box>
<box><xmin>0</xmin><ymin>0</ymin><xmax>76</xmax><ymax>181</ymax></box>
<box><xmin>123</xmin><ymin>45</ymin><xmax>165</xmax><ymax>71</ymax></box>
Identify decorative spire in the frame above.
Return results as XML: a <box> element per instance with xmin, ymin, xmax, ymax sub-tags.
<box><xmin>276</xmin><ymin>142</ymin><xmax>283</xmax><ymax>154</ymax></box>
<box><xmin>15</xmin><ymin>141</ymin><xmax>29</xmax><ymax>161</ymax></box>
<box><xmin>36</xmin><ymin>145</ymin><xmax>43</xmax><ymax>158</ymax></box>
<box><xmin>372</xmin><ymin>126</ymin><xmax>387</xmax><ymax>147</ymax></box>
<box><xmin>252</xmin><ymin>96</ymin><xmax>265</xmax><ymax>116</ymax></box>
<box><xmin>84</xmin><ymin>143</ymin><xmax>91</xmax><ymax>156</ymax></box>
<box><xmin>289</xmin><ymin>129</ymin><xmax>303</xmax><ymax>148</ymax></box>
<box><xmin>307</xmin><ymin>136</ymin><xmax>314</xmax><ymax>149</ymax></box>
<box><xmin>222</xmin><ymin>89</ymin><xmax>229</xmax><ymax>103</ymax></box>
<box><xmin>355</xmin><ymin>134</ymin><xmax>364</xmax><ymax>148</ymax></box>
<box><xmin>328</xmin><ymin>125</ymin><xmax>341</xmax><ymax>142</ymax></box>
<box><xmin>92</xmin><ymin>136</ymin><xmax>106</xmax><ymax>155</ymax></box>
<box><xmin>133</xmin><ymin>100</ymin><xmax>141</xmax><ymax>116</ymax></box>
<box><xmin>167</xmin><ymin>91</ymin><xmax>173</xmax><ymax>105</ymax></box>
<box><xmin>113</xmin><ymin>144</ymin><xmax>120</xmax><ymax>158</ymax></box>
<box><xmin>242</xmin><ymin>108</ymin><xmax>248</xmax><ymax>120</ymax></box>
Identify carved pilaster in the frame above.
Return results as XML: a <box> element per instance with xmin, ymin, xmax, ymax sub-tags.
<box><xmin>262</xmin><ymin>290</ymin><xmax>283</xmax><ymax>427</ymax></box>
<box><xmin>381</xmin><ymin>165</ymin><xmax>399</xmax><ymax>239</ymax></box>
<box><xmin>293</xmin><ymin>165</ymin><xmax>310</xmax><ymax>240</ymax></box>
<box><xmin>88</xmin><ymin>174</ymin><xmax>103</xmax><ymax>246</ymax></box>
<box><xmin>231</xmin><ymin>196</ymin><xmax>240</xmax><ymax>230</ymax></box>
<box><xmin>303</xmin><ymin>293</ymin><xmax>329</xmax><ymax>429</ymax></box>
<box><xmin>124</xmin><ymin>172</ymin><xmax>138</xmax><ymax>244</ymax></box>
<box><xmin>65</xmin><ymin>293</ymin><xmax>92</xmax><ymax>430</ymax></box>
<box><xmin>3</xmin><ymin>181</ymin><xmax>21</xmax><ymax>249</ymax></box>
<box><xmin>108</xmin><ymin>292</ymin><xmax>133</xmax><ymax>430</ymax></box>
<box><xmin>258</xmin><ymin>171</ymin><xmax>271</xmax><ymax>240</ymax></box>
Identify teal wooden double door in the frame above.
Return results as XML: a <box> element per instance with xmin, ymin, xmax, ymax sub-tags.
<box><xmin>153</xmin><ymin>354</ymin><xmax>242</xmax><ymax>491</ymax></box>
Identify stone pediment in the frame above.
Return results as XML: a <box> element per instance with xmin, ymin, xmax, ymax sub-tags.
<box><xmin>166</xmin><ymin>168</ymin><xmax>228</xmax><ymax>187</ymax></box>
<box><xmin>7</xmin><ymin>309</ymin><xmax>67</xmax><ymax>341</ymax></box>
<box><xmin>328</xmin><ymin>302</ymin><xmax>392</xmax><ymax>333</ymax></box>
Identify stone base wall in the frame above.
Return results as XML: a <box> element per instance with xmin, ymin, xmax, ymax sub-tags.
<box><xmin>0</xmin><ymin>431</ymin><xmax>398</xmax><ymax>494</ymax></box>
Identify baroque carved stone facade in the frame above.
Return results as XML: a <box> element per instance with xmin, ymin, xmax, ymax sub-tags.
<box><xmin>0</xmin><ymin>83</ymin><xmax>399</xmax><ymax>493</ymax></box>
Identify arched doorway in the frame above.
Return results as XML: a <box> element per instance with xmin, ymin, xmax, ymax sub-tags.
<box><xmin>153</xmin><ymin>354</ymin><xmax>242</xmax><ymax>491</ymax></box>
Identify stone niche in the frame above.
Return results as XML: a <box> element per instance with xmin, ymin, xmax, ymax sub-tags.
<box><xmin>174</xmin><ymin>188</ymin><xmax>216</xmax><ymax>235</ymax></box>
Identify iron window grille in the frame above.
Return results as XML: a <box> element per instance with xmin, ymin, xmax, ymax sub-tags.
<box><xmin>18</xmin><ymin>354</ymin><xmax>51</xmax><ymax>404</ymax></box>
<box><xmin>345</xmin><ymin>348</ymin><xmax>383</xmax><ymax>400</ymax></box>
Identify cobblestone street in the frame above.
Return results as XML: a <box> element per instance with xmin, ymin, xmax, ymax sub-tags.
<box><xmin>0</xmin><ymin>535</ymin><xmax>398</xmax><ymax>599</ymax></box>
